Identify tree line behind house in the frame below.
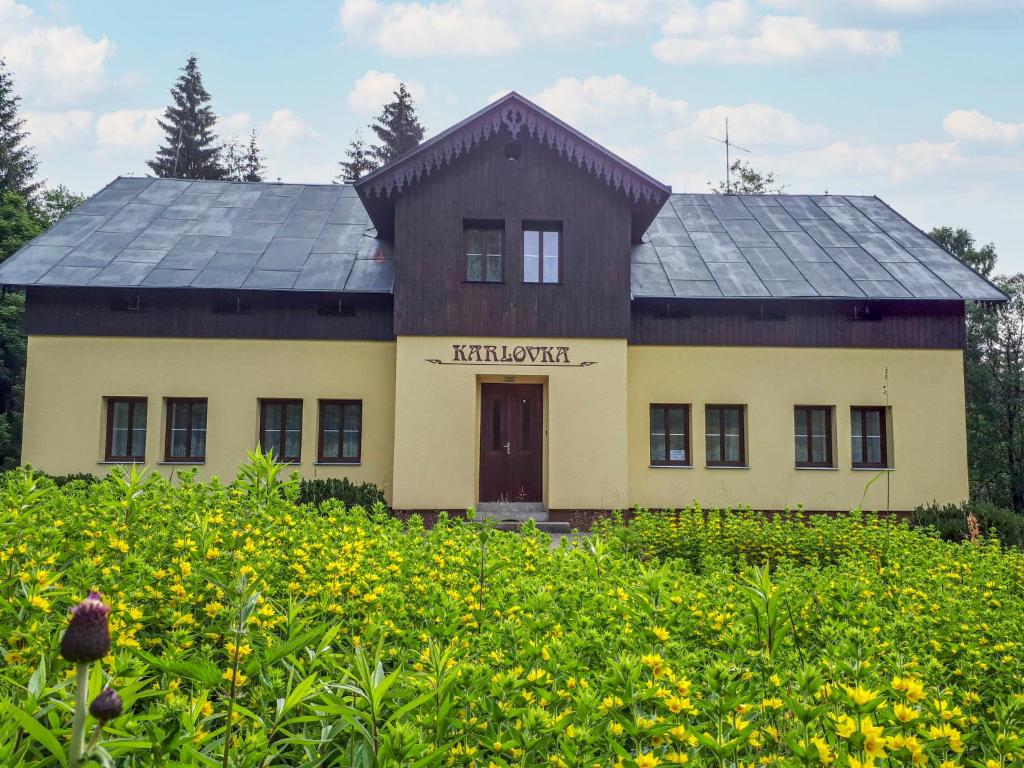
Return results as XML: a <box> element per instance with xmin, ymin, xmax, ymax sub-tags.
<box><xmin>0</xmin><ymin>54</ymin><xmax>1021</xmax><ymax>513</ymax></box>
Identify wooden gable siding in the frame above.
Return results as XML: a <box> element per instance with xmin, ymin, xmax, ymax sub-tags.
<box><xmin>393</xmin><ymin>134</ymin><xmax>633</xmax><ymax>338</ymax></box>
<box><xmin>630</xmin><ymin>299</ymin><xmax>966</xmax><ymax>349</ymax></box>
<box><xmin>24</xmin><ymin>287</ymin><xmax>395</xmax><ymax>341</ymax></box>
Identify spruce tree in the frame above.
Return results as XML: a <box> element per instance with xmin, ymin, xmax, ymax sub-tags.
<box><xmin>0</xmin><ymin>60</ymin><xmax>41</xmax><ymax>199</ymax></box>
<box><xmin>337</xmin><ymin>130</ymin><xmax>377</xmax><ymax>182</ymax></box>
<box><xmin>147</xmin><ymin>55</ymin><xmax>224</xmax><ymax>180</ymax></box>
<box><xmin>370</xmin><ymin>83</ymin><xmax>425</xmax><ymax>165</ymax></box>
<box><xmin>224</xmin><ymin>130</ymin><xmax>266</xmax><ymax>182</ymax></box>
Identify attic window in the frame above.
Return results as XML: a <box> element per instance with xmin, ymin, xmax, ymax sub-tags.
<box><xmin>748</xmin><ymin>305</ymin><xmax>787</xmax><ymax>322</ymax></box>
<box><xmin>647</xmin><ymin>302</ymin><xmax>690</xmax><ymax>319</ymax></box>
<box><xmin>318</xmin><ymin>300</ymin><xmax>357</xmax><ymax>317</ymax></box>
<box><xmin>848</xmin><ymin>304</ymin><xmax>884</xmax><ymax>322</ymax></box>
<box><xmin>212</xmin><ymin>298</ymin><xmax>252</xmax><ymax>315</ymax></box>
<box><xmin>464</xmin><ymin>220</ymin><xmax>504</xmax><ymax>283</ymax></box>
<box><xmin>111</xmin><ymin>296</ymin><xmax>149</xmax><ymax>313</ymax></box>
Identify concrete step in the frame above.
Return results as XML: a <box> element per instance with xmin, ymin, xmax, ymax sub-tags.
<box><xmin>492</xmin><ymin>520</ymin><xmax>571</xmax><ymax>534</ymax></box>
<box><xmin>476</xmin><ymin>502</ymin><xmax>548</xmax><ymax>522</ymax></box>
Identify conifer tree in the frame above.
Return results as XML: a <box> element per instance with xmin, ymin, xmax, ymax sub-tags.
<box><xmin>147</xmin><ymin>55</ymin><xmax>224</xmax><ymax>180</ymax></box>
<box><xmin>370</xmin><ymin>83</ymin><xmax>425</xmax><ymax>165</ymax></box>
<box><xmin>224</xmin><ymin>130</ymin><xmax>266</xmax><ymax>182</ymax></box>
<box><xmin>337</xmin><ymin>130</ymin><xmax>377</xmax><ymax>182</ymax></box>
<box><xmin>0</xmin><ymin>60</ymin><xmax>41</xmax><ymax>199</ymax></box>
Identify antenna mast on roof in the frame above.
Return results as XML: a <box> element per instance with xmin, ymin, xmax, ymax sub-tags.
<box><xmin>708</xmin><ymin>117</ymin><xmax>750</xmax><ymax>195</ymax></box>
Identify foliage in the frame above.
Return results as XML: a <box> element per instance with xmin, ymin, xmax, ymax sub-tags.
<box><xmin>0</xmin><ymin>59</ymin><xmax>41</xmax><ymax>199</ymax></box>
<box><xmin>4</xmin><ymin>461</ymin><xmax>1024</xmax><ymax>766</ymax></box>
<box><xmin>34</xmin><ymin>185</ymin><xmax>85</xmax><ymax>228</ymax></box>
<box><xmin>297</xmin><ymin>475</ymin><xmax>388</xmax><ymax>510</ymax></box>
<box><xmin>338</xmin><ymin>129</ymin><xmax>378</xmax><ymax>182</ymax></box>
<box><xmin>222</xmin><ymin>129</ymin><xmax>267</xmax><ymax>183</ymax></box>
<box><xmin>147</xmin><ymin>54</ymin><xmax>225</xmax><ymax>180</ymax></box>
<box><xmin>708</xmin><ymin>159</ymin><xmax>784</xmax><ymax>195</ymax></box>
<box><xmin>0</xmin><ymin>190</ymin><xmax>42</xmax><ymax>260</ymax></box>
<box><xmin>910</xmin><ymin>500</ymin><xmax>1024</xmax><ymax>548</ymax></box>
<box><xmin>931</xmin><ymin>226</ymin><xmax>1024</xmax><ymax>510</ymax></box>
<box><xmin>370</xmin><ymin>82</ymin><xmax>425</xmax><ymax>165</ymax></box>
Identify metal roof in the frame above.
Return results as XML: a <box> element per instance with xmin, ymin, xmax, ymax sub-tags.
<box><xmin>631</xmin><ymin>193</ymin><xmax>1007</xmax><ymax>301</ymax></box>
<box><xmin>0</xmin><ymin>178</ymin><xmax>1005</xmax><ymax>302</ymax></box>
<box><xmin>0</xmin><ymin>177</ymin><xmax>394</xmax><ymax>293</ymax></box>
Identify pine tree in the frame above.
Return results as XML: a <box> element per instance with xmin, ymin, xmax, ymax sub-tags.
<box><xmin>0</xmin><ymin>60</ymin><xmax>41</xmax><ymax>199</ymax></box>
<box><xmin>337</xmin><ymin>130</ymin><xmax>377</xmax><ymax>182</ymax></box>
<box><xmin>370</xmin><ymin>83</ymin><xmax>425</xmax><ymax>165</ymax></box>
<box><xmin>224</xmin><ymin>130</ymin><xmax>266</xmax><ymax>182</ymax></box>
<box><xmin>147</xmin><ymin>55</ymin><xmax>225</xmax><ymax>180</ymax></box>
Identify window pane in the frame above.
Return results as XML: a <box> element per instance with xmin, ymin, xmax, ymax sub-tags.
<box><xmin>650</xmin><ymin>434</ymin><xmax>666</xmax><ymax>462</ymax></box>
<box><xmin>724</xmin><ymin>408</ymin><xmax>740</xmax><ymax>437</ymax></box>
<box><xmin>867</xmin><ymin>436</ymin><xmax>882</xmax><ymax>464</ymax></box>
<box><xmin>321</xmin><ymin>404</ymin><xmax>340</xmax><ymax>459</ymax></box>
<box><xmin>705</xmin><ymin>407</ymin><xmax>720</xmax><ymax>436</ymax></box>
<box><xmin>811</xmin><ymin>434</ymin><xmax>827</xmax><ymax>463</ymax></box>
<box><xmin>524</xmin><ymin>253</ymin><xmax>539</xmax><ymax>283</ymax></box>
<box><xmin>794</xmin><ymin>409</ymin><xmax>808</xmax><ymax>438</ymax></box>
<box><xmin>190</xmin><ymin>403</ymin><xmax>207</xmax><ymax>458</ymax></box>
<box><xmin>706</xmin><ymin>434</ymin><xmax>721</xmax><ymax>463</ymax></box>
<box><xmin>110</xmin><ymin>401</ymin><xmax>130</xmax><ymax>457</ymax></box>
<box><xmin>542</xmin><ymin>231</ymin><xmax>559</xmax><ymax>283</ymax></box>
<box><xmin>264</xmin><ymin>403</ymin><xmax>281</xmax><ymax>431</ymax></box>
<box><xmin>650</xmin><ymin>407</ymin><xmax>665</xmax><ymax>435</ymax></box>
<box><xmin>485</xmin><ymin>254</ymin><xmax>502</xmax><ymax>282</ymax></box>
<box><xmin>668</xmin><ymin>433</ymin><xmax>686</xmax><ymax>462</ymax></box>
<box><xmin>170</xmin><ymin>402</ymin><xmax>189</xmax><ymax>458</ymax></box>
<box><xmin>811</xmin><ymin>409</ymin><xmax>826</xmax><ymax>437</ymax></box>
<box><xmin>285</xmin><ymin>403</ymin><xmax>301</xmax><ymax>429</ymax></box>
<box><xmin>725</xmin><ymin>435</ymin><xmax>741</xmax><ymax>463</ymax></box>
<box><xmin>852</xmin><ymin>435</ymin><xmax>863</xmax><ymax>464</ymax></box>
<box><xmin>865</xmin><ymin>410</ymin><xmax>881</xmax><ymax>439</ymax></box>
<box><xmin>285</xmin><ymin>429</ymin><xmax>301</xmax><ymax>459</ymax></box>
<box><xmin>466</xmin><ymin>252</ymin><xmax>483</xmax><ymax>281</ymax></box>
<box><xmin>668</xmin><ymin>408</ymin><xmax>684</xmax><ymax>435</ymax></box>
<box><xmin>795</xmin><ymin>435</ymin><xmax>808</xmax><ymax>464</ymax></box>
<box><xmin>524</xmin><ymin>230</ymin><xmax>540</xmax><ymax>257</ymax></box>
<box><xmin>485</xmin><ymin>229</ymin><xmax>503</xmax><ymax>256</ymax></box>
<box><xmin>342</xmin><ymin>404</ymin><xmax>361</xmax><ymax>460</ymax></box>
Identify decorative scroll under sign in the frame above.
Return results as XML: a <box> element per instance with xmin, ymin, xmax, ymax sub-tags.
<box><xmin>426</xmin><ymin>344</ymin><xmax>597</xmax><ymax>368</ymax></box>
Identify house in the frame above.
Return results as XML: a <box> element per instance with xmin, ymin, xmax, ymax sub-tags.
<box><xmin>0</xmin><ymin>93</ymin><xmax>1007</xmax><ymax>519</ymax></box>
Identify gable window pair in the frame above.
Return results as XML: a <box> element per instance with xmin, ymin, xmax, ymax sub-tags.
<box><xmin>464</xmin><ymin>221</ymin><xmax>560</xmax><ymax>284</ymax></box>
<box><xmin>258</xmin><ymin>399</ymin><xmax>361</xmax><ymax>464</ymax></box>
<box><xmin>795</xmin><ymin>405</ymin><xmax>888</xmax><ymax>468</ymax></box>
<box><xmin>103</xmin><ymin>397</ymin><xmax>362</xmax><ymax>464</ymax></box>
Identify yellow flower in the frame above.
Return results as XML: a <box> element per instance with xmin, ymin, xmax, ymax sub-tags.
<box><xmin>892</xmin><ymin>703</ymin><xmax>918</xmax><ymax>723</ymax></box>
<box><xmin>844</xmin><ymin>685</ymin><xmax>882</xmax><ymax>707</ymax></box>
<box><xmin>848</xmin><ymin>756</ymin><xmax>875</xmax><ymax>768</ymax></box>
<box><xmin>28</xmin><ymin>594</ymin><xmax>50</xmax><ymax>612</ymax></box>
<box><xmin>222</xmin><ymin>669</ymin><xmax>247</xmax><ymax>687</ymax></box>
<box><xmin>835</xmin><ymin>715</ymin><xmax>857</xmax><ymax>739</ymax></box>
<box><xmin>812</xmin><ymin>737</ymin><xmax>834</xmax><ymax>764</ymax></box>
<box><xmin>635</xmin><ymin>753</ymin><xmax>661</xmax><ymax>768</ymax></box>
<box><xmin>225</xmin><ymin>642</ymin><xmax>253</xmax><ymax>661</ymax></box>
<box><xmin>652</xmin><ymin>626</ymin><xmax>670</xmax><ymax>642</ymax></box>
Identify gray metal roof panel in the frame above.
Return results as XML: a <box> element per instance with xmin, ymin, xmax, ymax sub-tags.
<box><xmin>630</xmin><ymin>193</ymin><xmax>1005</xmax><ymax>301</ymax></box>
<box><xmin>0</xmin><ymin>178</ymin><xmax>1003</xmax><ymax>301</ymax></box>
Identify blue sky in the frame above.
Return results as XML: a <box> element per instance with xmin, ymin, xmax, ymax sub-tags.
<box><xmin>3</xmin><ymin>0</ymin><xmax>1023</xmax><ymax>271</ymax></box>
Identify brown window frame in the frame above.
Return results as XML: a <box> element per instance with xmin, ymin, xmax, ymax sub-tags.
<box><xmin>258</xmin><ymin>399</ymin><xmax>303</xmax><ymax>463</ymax></box>
<box><xmin>794</xmin><ymin>405</ymin><xmax>833</xmax><ymax>468</ymax></box>
<box><xmin>164</xmin><ymin>398</ymin><xmax>208</xmax><ymax>463</ymax></box>
<box><xmin>522</xmin><ymin>222</ymin><xmax>562</xmax><ymax>284</ymax></box>
<box><xmin>317</xmin><ymin>399</ymin><xmax>362</xmax><ymax>464</ymax></box>
<box><xmin>463</xmin><ymin>220</ymin><xmax>504</xmax><ymax>284</ymax></box>
<box><xmin>851</xmin><ymin>406</ymin><xmax>888</xmax><ymax>469</ymax></box>
<box><xmin>104</xmin><ymin>397</ymin><xmax>147</xmax><ymax>462</ymax></box>
<box><xmin>649</xmin><ymin>404</ymin><xmax>691</xmax><ymax>466</ymax></box>
<box><xmin>705</xmin><ymin>404</ymin><xmax>746</xmax><ymax>467</ymax></box>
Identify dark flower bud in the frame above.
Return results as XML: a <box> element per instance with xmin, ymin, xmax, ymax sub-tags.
<box><xmin>89</xmin><ymin>687</ymin><xmax>123</xmax><ymax>722</ymax></box>
<box><xmin>60</xmin><ymin>591</ymin><xmax>112</xmax><ymax>663</ymax></box>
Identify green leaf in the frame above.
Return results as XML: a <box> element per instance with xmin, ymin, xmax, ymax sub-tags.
<box><xmin>134</xmin><ymin>649</ymin><xmax>222</xmax><ymax>686</ymax></box>
<box><xmin>279</xmin><ymin>673</ymin><xmax>318</xmax><ymax>720</ymax></box>
<box><xmin>246</xmin><ymin>625</ymin><xmax>326</xmax><ymax>676</ymax></box>
<box><xmin>3</xmin><ymin>701</ymin><xmax>66</xmax><ymax>763</ymax></box>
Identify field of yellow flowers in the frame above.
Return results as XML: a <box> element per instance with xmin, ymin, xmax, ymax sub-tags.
<box><xmin>2</xmin><ymin>456</ymin><xmax>1024</xmax><ymax>768</ymax></box>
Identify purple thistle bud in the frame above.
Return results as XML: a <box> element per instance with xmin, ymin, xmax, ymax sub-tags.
<box><xmin>60</xmin><ymin>591</ymin><xmax>111</xmax><ymax>663</ymax></box>
<box><xmin>89</xmin><ymin>687</ymin><xmax>123</xmax><ymax>722</ymax></box>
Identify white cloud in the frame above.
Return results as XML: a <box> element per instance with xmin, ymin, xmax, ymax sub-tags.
<box><xmin>772</xmin><ymin>139</ymin><xmax>960</xmax><ymax>183</ymax></box>
<box><xmin>347</xmin><ymin>70</ymin><xmax>426</xmax><ymax>115</ymax></box>
<box><xmin>762</xmin><ymin>0</ymin><xmax>1016</xmax><ymax>13</ymax></box>
<box><xmin>530</xmin><ymin>75</ymin><xmax>689</xmax><ymax>126</ymax></box>
<box><xmin>94</xmin><ymin>108</ymin><xmax>162</xmax><ymax>149</ymax></box>
<box><xmin>653</xmin><ymin>13</ymin><xmax>900</xmax><ymax>64</ymax></box>
<box><xmin>0</xmin><ymin>0</ymin><xmax>115</xmax><ymax>104</ymax></box>
<box><xmin>218</xmin><ymin>112</ymin><xmax>254</xmax><ymax>139</ymax></box>
<box><xmin>687</xmin><ymin>103</ymin><xmax>829</xmax><ymax>145</ymax></box>
<box><xmin>943</xmin><ymin>109</ymin><xmax>1024</xmax><ymax>144</ymax></box>
<box><xmin>261</xmin><ymin>109</ymin><xmax>318</xmax><ymax>147</ymax></box>
<box><xmin>23</xmin><ymin>110</ymin><xmax>94</xmax><ymax>148</ymax></box>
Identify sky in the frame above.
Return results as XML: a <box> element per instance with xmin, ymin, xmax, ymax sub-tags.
<box><xmin>3</xmin><ymin>0</ymin><xmax>1023</xmax><ymax>272</ymax></box>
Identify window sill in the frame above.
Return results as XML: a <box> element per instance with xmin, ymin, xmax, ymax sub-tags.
<box><xmin>705</xmin><ymin>464</ymin><xmax>750</xmax><ymax>470</ymax></box>
<box><xmin>98</xmin><ymin>459</ymin><xmax>145</xmax><ymax>465</ymax></box>
<box><xmin>158</xmin><ymin>460</ymin><xmax>206</xmax><ymax>465</ymax></box>
<box><xmin>521</xmin><ymin>281</ymin><xmax>564</xmax><ymax>286</ymax></box>
<box><xmin>649</xmin><ymin>464</ymin><xmax>693</xmax><ymax>469</ymax></box>
<box><xmin>795</xmin><ymin>465</ymin><xmax>839</xmax><ymax>471</ymax></box>
<box><xmin>461</xmin><ymin>280</ymin><xmax>504</xmax><ymax>285</ymax></box>
<box><xmin>315</xmin><ymin>461</ymin><xmax>361</xmax><ymax>466</ymax></box>
<box><xmin>852</xmin><ymin>466</ymin><xmax>895</xmax><ymax>472</ymax></box>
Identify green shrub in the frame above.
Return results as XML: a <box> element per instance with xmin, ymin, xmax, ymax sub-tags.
<box><xmin>297</xmin><ymin>476</ymin><xmax>387</xmax><ymax>510</ymax></box>
<box><xmin>910</xmin><ymin>500</ymin><xmax>1024</xmax><ymax>547</ymax></box>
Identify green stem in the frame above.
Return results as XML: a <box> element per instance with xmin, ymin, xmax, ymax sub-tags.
<box><xmin>69</xmin><ymin>662</ymin><xmax>90</xmax><ymax>768</ymax></box>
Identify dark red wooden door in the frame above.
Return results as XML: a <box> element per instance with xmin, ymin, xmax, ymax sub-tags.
<box><xmin>479</xmin><ymin>383</ymin><xmax>543</xmax><ymax>503</ymax></box>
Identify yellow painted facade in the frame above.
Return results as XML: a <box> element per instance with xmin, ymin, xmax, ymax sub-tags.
<box><xmin>22</xmin><ymin>336</ymin><xmax>396</xmax><ymax>492</ymax></box>
<box><xmin>22</xmin><ymin>334</ymin><xmax>968</xmax><ymax>512</ymax></box>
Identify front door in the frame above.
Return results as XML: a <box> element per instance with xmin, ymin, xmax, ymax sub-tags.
<box><xmin>479</xmin><ymin>383</ymin><xmax>543</xmax><ymax>503</ymax></box>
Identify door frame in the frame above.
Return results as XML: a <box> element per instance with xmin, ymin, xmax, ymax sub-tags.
<box><xmin>475</xmin><ymin>375</ymin><xmax>547</xmax><ymax>505</ymax></box>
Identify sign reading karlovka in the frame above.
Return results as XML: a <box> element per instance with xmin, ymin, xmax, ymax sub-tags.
<box><xmin>426</xmin><ymin>343</ymin><xmax>597</xmax><ymax>367</ymax></box>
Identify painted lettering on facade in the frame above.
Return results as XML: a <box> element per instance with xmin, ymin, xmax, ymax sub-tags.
<box><xmin>426</xmin><ymin>344</ymin><xmax>595</xmax><ymax>367</ymax></box>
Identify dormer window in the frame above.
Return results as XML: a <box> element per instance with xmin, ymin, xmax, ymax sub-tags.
<box><xmin>523</xmin><ymin>223</ymin><xmax>560</xmax><ymax>283</ymax></box>
<box><xmin>464</xmin><ymin>220</ymin><xmax>504</xmax><ymax>283</ymax></box>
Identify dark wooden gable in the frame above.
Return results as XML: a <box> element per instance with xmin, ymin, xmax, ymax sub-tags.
<box><xmin>393</xmin><ymin>131</ymin><xmax>636</xmax><ymax>338</ymax></box>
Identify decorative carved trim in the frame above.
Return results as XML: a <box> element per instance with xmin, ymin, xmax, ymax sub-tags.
<box><xmin>358</xmin><ymin>99</ymin><xmax>668</xmax><ymax>205</ymax></box>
